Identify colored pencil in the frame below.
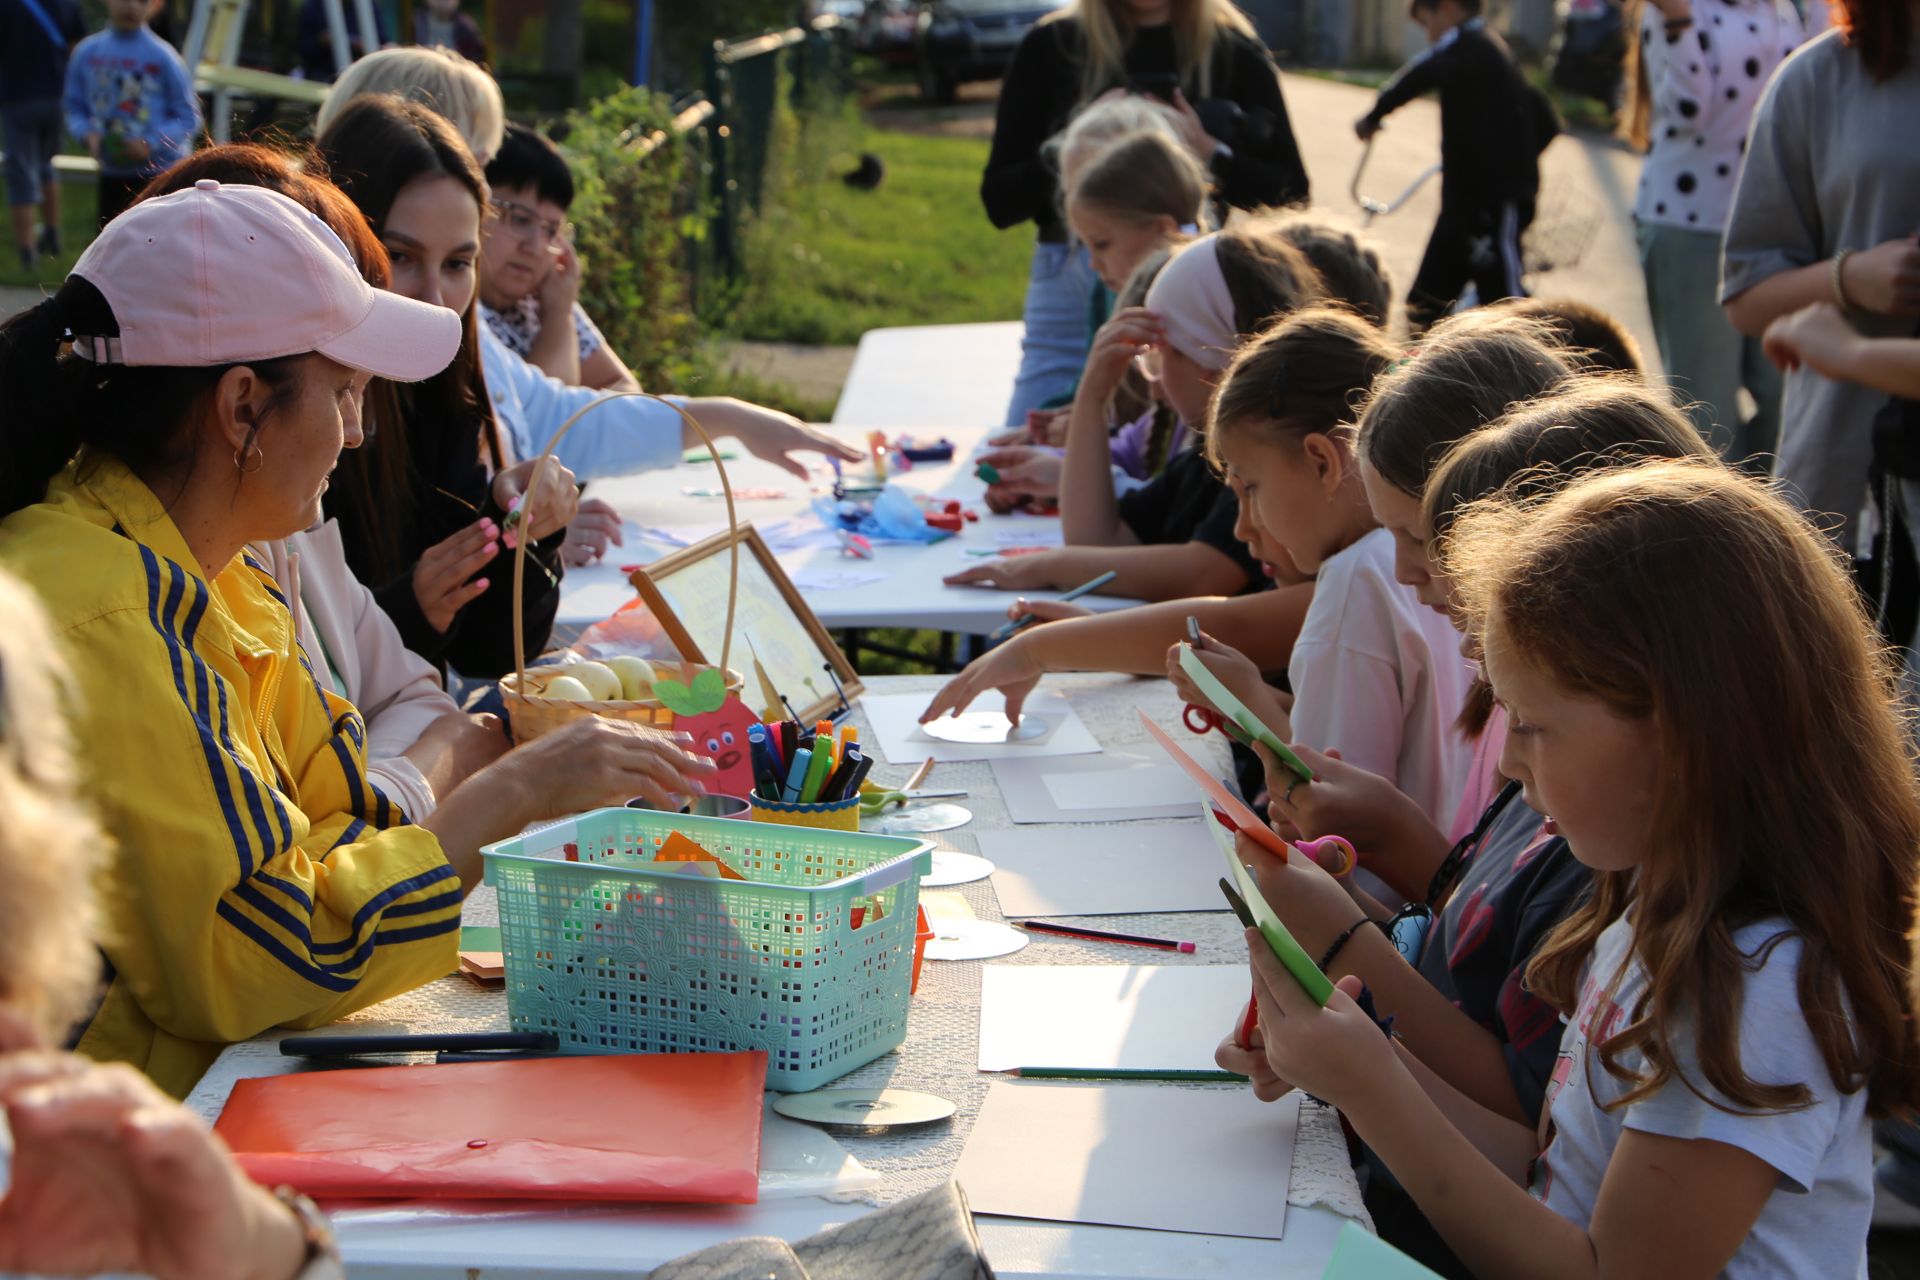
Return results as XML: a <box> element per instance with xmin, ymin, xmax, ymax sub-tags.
<box><xmin>990</xmin><ymin>570</ymin><xmax>1119</xmax><ymax>642</ymax></box>
<box><xmin>1011</xmin><ymin>1067</ymin><xmax>1247</xmax><ymax>1082</ymax></box>
<box><xmin>1015</xmin><ymin>920</ymin><xmax>1197</xmax><ymax>953</ymax></box>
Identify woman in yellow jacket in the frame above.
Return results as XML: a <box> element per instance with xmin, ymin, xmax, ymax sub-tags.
<box><xmin>0</xmin><ymin>183</ymin><xmax>717</xmax><ymax>1096</ymax></box>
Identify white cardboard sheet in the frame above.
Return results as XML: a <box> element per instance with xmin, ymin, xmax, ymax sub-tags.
<box><xmin>976</xmin><ymin>823</ymin><xmax>1224</xmax><ymax>917</ymax></box>
<box><xmin>992</xmin><ymin>748</ymin><xmax>1201</xmax><ymax>824</ymax></box>
<box><xmin>955</xmin><ymin>1082</ymin><xmax>1296</xmax><ymax>1240</ymax></box>
<box><xmin>860</xmin><ymin>689</ymin><xmax>1101</xmax><ymax>765</ymax></box>
<box><xmin>976</xmin><ymin>964</ymin><xmax>1249</xmax><ymax>1074</ymax></box>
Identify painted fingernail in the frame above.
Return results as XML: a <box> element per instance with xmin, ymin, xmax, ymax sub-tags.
<box><xmin>473</xmin><ymin>578</ymin><xmax>489</xmax><ymax>590</ymax></box>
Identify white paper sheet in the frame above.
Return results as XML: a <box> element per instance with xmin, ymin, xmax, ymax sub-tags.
<box><xmin>1042</xmin><ymin>761</ymin><xmax>1200</xmax><ymax>811</ymax></box>
<box><xmin>860</xmin><ymin>690</ymin><xmax>1101</xmax><ymax>765</ymax></box>
<box><xmin>993</xmin><ymin>749</ymin><xmax>1203</xmax><ymax>824</ymax></box>
<box><xmin>976</xmin><ymin>823</ymin><xmax>1225</xmax><ymax>917</ymax></box>
<box><xmin>789</xmin><ymin>570</ymin><xmax>890</xmax><ymax>592</ymax></box>
<box><xmin>976</xmin><ymin>965</ymin><xmax>1249</xmax><ymax>1073</ymax></box>
<box><xmin>955</xmin><ymin>1083</ymin><xmax>1296</xmax><ymax>1240</ymax></box>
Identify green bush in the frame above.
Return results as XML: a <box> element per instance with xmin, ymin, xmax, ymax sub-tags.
<box><xmin>558</xmin><ymin>84</ymin><xmax>708</xmax><ymax>393</ymax></box>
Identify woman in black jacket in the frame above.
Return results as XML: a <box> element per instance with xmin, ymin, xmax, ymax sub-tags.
<box><xmin>984</xmin><ymin>0</ymin><xmax>1307</xmax><ymax>425</ymax></box>
<box><xmin>318</xmin><ymin>95</ymin><xmax>577</xmax><ymax>680</ymax></box>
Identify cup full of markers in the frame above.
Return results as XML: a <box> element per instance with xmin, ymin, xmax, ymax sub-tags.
<box><xmin>747</xmin><ymin>717</ymin><xmax>873</xmax><ymax>832</ymax></box>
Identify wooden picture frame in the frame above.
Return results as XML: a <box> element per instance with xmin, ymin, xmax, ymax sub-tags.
<box><xmin>628</xmin><ymin>525</ymin><xmax>864</xmax><ymax>724</ymax></box>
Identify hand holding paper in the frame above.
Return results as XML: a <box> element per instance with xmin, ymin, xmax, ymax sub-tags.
<box><xmin>1244</xmin><ymin>937</ymin><xmax>1391</xmax><ymax>1108</ymax></box>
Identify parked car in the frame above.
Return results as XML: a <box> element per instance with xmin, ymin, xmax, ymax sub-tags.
<box><xmin>852</xmin><ymin>0</ymin><xmax>921</xmax><ymax>68</ymax></box>
<box><xmin>914</xmin><ymin>0</ymin><xmax>1067</xmax><ymax>103</ymax></box>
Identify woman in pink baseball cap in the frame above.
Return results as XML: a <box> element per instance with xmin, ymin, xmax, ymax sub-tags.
<box><xmin>0</xmin><ymin>183</ymin><xmax>718</xmax><ymax>1097</ymax></box>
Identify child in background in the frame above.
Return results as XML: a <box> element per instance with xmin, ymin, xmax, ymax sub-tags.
<box><xmin>1242</xmin><ymin>459</ymin><xmax>1920</xmax><ymax>1278</ymax></box>
<box><xmin>946</xmin><ymin>225</ymin><xmax>1324</xmax><ymax>604</ymax></box>
<box><xmin>1356</xmin><ymin>0</ymin><xmax>1554</xmax><ymax>330</ymax></box>
<box><xmin>923</xmin><ymin>223</ymin><xmax>1398</xmax><ymax>717</ymax></box>
<box><xmin>413</xmin><ymin>0</ymin><xmax>487</xmax><ymax>66</ymax></box>
<box><xmin>1184</xmin><ymin>307</ymin><xmax>1476</xmax><ymax>848</ymax></box>
<box><xmin>1490</xmin><ymin>296</ymin><xmax>1648</xmax><ymax>377</ymax></box>
<box><xmin>1215</xmin><ymin>380</ymin><xmax>1715</xmax><ymax>1277</ymax></box>
<box><xmin>979</xmin><ymin>126</ymin><xmax>1207</xmax><ymax>508</ymax></box>
<box><xmin>62</xmin><ymin>0</ymin><xmax>199</xmax><ymax>227</ymax></box>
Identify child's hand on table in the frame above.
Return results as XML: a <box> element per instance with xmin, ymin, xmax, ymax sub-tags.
<box><xmin>919</xmin><ymin>637</ymin><xmax>1044</xmax><ymax>727</ymax></box>
<box><xmin>1004</xmin><ymin>597</ymin><xmax>1094</xmax><ymax>625</ymax></box>
<box><xmin>944</xmin><ymin>551</ymin><xmax>1076</xmax><ymax>594</ymax></box>
<box><xmin>975</xmin><ymin>446</ymin><xmax>1063</xmax><ymax>505</ymax></box>
<box><xmin>561</xmin><ymin>496</ymin><xmax>624</xmax><ymax>566</ymax></box>
<box><xmin>1245</xmin><ymin>933</ymin><xmax>1395</xmax><ymax>1108</ymax></box>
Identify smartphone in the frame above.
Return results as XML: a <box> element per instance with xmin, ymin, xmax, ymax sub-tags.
<box><xmin>1129</xmin><ymin>71</ymin><xmax>1181</xmax><ymax>103</ymax></box>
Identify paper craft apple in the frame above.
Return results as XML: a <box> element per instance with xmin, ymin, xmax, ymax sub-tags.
<box><xmin>652</xmin><ymin>665</ymin><xmax>758</xmax><ymax>800</ymax></box>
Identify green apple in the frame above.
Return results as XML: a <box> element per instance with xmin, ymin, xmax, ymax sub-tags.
<box><xmin>541</xmin><ymin>674</ymin><xmax>594</xmax><ymax>701</ymax></box>
<box><xmin>567</xmin><ymin>660</ymin><xmax>622</xmax><ymax>701</ymax></box>
<box><xmin>604</xmin><ymin>655</ymin><xmax>657</xmax><ymax>701</ymax></box>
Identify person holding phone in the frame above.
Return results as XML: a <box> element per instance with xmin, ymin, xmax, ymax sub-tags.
<box><xmin>982</xmin><ymin>0</ymin><xmax>1308</xmax><ymax>424</ymax></box>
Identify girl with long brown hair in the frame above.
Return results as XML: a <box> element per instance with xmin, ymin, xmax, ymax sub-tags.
<box><xmin>1241</xmin><ymin>459</ymin><xmax>1920</xmax><ymax>1277</ymax></box>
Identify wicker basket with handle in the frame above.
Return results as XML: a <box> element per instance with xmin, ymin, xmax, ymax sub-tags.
<box><xmin>498</xmin><ymin>392</ymin><xmax>743</xmax><ymax>744</ymax></box>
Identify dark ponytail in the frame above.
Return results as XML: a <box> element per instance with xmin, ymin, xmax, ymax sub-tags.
<box><xmin>0</xmin><ymin>278</ymin><xmax>305</xmax><ymax>520</ymax></box>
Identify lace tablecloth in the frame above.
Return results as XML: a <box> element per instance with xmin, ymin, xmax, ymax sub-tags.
<box><xmin>188</xmin><ymin>673</ymin><xmax>1368</xmax><ymax>1227</ymax></box>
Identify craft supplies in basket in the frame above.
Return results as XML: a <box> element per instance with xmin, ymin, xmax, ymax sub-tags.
<box><xmin>481</xmin><ymin>807</ymin><xmax>934</xmax><ymax>1092</ymax></box>
<box><xmin>500</xmin><ymin>392</ymin><xmax>747</xmax><ymax>745</ymax></box>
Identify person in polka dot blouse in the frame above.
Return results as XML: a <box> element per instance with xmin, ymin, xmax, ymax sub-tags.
<box><xmin>1627</xmin><ymin>0</ymin><xmax>1805</xmax><ymax>465</ymax></box>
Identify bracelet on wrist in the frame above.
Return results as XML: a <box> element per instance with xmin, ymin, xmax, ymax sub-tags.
<box><xmin>1832</xmin><ymin>249</ymin><xmax>1857</xmax><ymax>311</ymax></box>
<box><xmin>1318</xmin><ymin>916</ymin><xmax>1387</xmax><ymax>972</ymax></box>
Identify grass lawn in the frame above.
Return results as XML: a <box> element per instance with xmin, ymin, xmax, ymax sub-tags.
<box><xmin>722</xmin><ymin>119</ymin><xmax>1031</xmax><ymax>347</ymax></box>
<box><xmin>0</xmin><ymin>171</ymin><xmax>98</xmax><ymax>290</ymax></box>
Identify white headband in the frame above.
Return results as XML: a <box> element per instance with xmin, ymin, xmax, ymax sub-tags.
<box><xmin>1144</xmin><ymin>234</ymin><xmax>1237</xmax><ymax>371</ymax></box>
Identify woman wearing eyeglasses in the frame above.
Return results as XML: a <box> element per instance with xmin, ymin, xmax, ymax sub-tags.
<box><xmin>477</xmin><ymin>123</ymin><xmax>639</xmax><ymax>396</ymax></box>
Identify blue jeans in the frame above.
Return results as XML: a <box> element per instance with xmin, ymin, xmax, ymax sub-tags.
<box><xmin>1</xmin><ymin>99</ymin><xmax>62</xmax><ymax>208</ymax></box>
<box><xmin>1005</xmin><ymin>239</ymin><xmax>1095</xmax><ymax>426</ymax></box>
<box><xmin>1637</xmin><ymin>221</ymin><xmax>1782</xmax><ymax>467</ymax></box>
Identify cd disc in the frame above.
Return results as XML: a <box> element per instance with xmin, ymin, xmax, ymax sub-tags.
<box><xmin>920</xmin><ymin>712</ymin><xmax>1051</xmax><ymax>744</ymax></box>
<box><xmin>773</xmin><ymin>1088</ymin><xmax>958</xmax><ymax>1127</ymax></box>
<box><xmin>866</xmin><ymin>803</ymin><xmax>974</xmax><ymax>836</ymax></box>
<box><xmin>922</xmin><ymin>919</ymin><xmax>1028</xmax><ymax>961</ymax></box>
<box><xmin>920</xmin><ymin>848</ymin><xmax>994</xmax><ymax>885</ymax></box>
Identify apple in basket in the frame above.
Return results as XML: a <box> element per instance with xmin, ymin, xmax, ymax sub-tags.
<box><xmin>566</xmin><ymin>660</ymin><xmax>623</xmax><ymax>701</ymax></box>
<box><xmin>540</xmin><ymin>674</ymin><xmax>594</xmax><ymax>701</ymax></box>
<box><xmin>604</xmin><ymin>655</ymin><xmax>658</xmax><ymax>701</ymax></box>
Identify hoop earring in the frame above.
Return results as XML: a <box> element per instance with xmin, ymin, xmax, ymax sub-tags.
<box><xmin>234</xmin><ymin>445</ymin><xmax>264</xmax><ymax>475</ymax></box>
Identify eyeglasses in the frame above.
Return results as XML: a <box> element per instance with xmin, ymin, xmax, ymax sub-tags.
<box><xmin>490</xmin><ymin>198</ymin><xmax>571</xmax><ymax>248</ymax></box>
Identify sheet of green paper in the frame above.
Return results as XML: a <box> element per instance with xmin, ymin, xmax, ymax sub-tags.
<box><xmin>1176</xmin><ymin>645</ymin><xmax>1314</xmax><ymax>782</ymax></box>
<box><xmin>1206</xmin><ymin>811</ymin><xmax>1335</xmax><ymax>1006</ymax></box>
<box><xmin>1322</xmin><ymin>1220</ymin><xmax>1443</xmax><ymax>1279</ymax></box>
<box><xmin>460</xmin><ymin>926</ymin><xmax>502</xmax><ymax>951</ymax></box>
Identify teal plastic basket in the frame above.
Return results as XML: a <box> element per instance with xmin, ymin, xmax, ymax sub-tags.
<box><xmin>480</xmin><ymin>808</ymin><xmax>934</xmax><ymax>1091</ymax></box>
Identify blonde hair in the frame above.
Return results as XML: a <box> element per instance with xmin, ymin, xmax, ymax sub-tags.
<box><xmin>1051</xmin><ymin>93</ymin><xmax>1184</xmax><ymax>193</ymax></box>
<box><xmin>1066</xmin><ymin>130</ymin><xmax>1210</xmax><ymax>232</ymax></box>
<box><xmin>1046</xmin><ymin>0</ymin><xmax>1261</xmax><ymax>101</ymax></box>
<box><xmin>0</xmin><ymin>569</ymin><xmax>105</xmax><ymax>1041</ymax></box>
<box><xmin>317</xmin><ymin>47</ymin><xmax>505</xmax><ymax>165</ymax></box>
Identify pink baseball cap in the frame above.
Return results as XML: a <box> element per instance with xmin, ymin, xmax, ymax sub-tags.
<box><xmin>67</xmin><ymin>179</ymin><xmax>460</xmax><ymax>382</ymax></box>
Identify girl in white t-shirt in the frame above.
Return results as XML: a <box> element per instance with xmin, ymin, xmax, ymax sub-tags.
<box><xmin>1241</xmin><ymin>459</ymin><xmax>1920</xmax><ymax>1278</ymax></box>
<box><xmin>1180</xmin><ymin>306</ymin><xmax>1476</xmax><ymax>845</ymax></box>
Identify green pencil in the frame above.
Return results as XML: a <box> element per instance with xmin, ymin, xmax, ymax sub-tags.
<box><xmin>1010</xmin><ymin>1067</ymin><xmax>1248</xmax><ymax>1082</ymax></box>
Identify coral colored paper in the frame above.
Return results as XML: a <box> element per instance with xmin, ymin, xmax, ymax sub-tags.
<box><xmin>1138</xmin><ymin>714</ymin><xmax>1289</xmax><ymax>857</ymax></box>
<box><xmin>215</xmin><ymin>1052</ymin><xmax>766</xmax><ymax>1203</ymax></box>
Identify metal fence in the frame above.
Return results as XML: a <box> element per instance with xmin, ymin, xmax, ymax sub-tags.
<box><xmin>685</xmin><ymin>15</ymin><xmax>855</xmax><ymax>285</ymax></box>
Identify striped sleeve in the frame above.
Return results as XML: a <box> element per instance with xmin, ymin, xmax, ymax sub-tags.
<box><xmin>79</xmin><ymin>550</ymin><xmax>459</xmax><ymax>1046</ymax></box>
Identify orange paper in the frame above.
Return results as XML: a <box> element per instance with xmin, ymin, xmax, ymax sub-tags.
<box><xmin>216</xmin><ymin>1052</ymin><xmax>766</xmax><ymax>1203</ymax></box>
<box><xmin>1139</xmin><ymin>714</ymin><xmax>1290</xmax><ymax>858</ymax></box>
<box><xmin>656</xmin><ymin>830</ymin><xmax>746</xmax><ymax>879</ymax></box>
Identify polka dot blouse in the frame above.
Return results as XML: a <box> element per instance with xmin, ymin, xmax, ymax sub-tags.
<box><xmin>1635</xmin><ymin>0</ymin><xmax>1805</xmax><ymax>234</ymax></box>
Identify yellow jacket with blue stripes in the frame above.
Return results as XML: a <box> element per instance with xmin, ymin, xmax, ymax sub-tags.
<box><xmin>0</xmin><ymin>455</ymin><xmax>461</xmax><ymax>1097</ymax></box>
